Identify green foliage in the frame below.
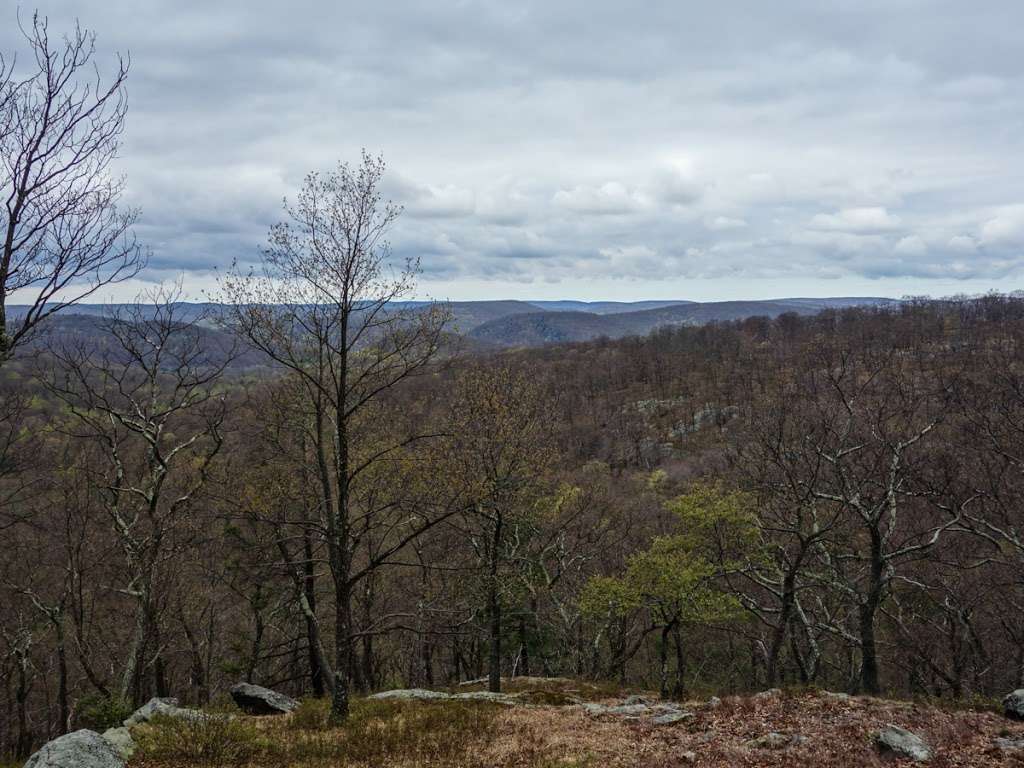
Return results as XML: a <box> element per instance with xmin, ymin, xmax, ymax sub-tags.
<box><xmin>664</xmin><ymin>482</ymin><xmax>761</xmax><ymax>567</ymax></box>
<box><xmin>581</xmin><ymin>483</ymin><xmax>759</xmax><ymax>625</ymax></box>
<box><xmin>77</xmin><ymin>694</ymin><xmax>133</xmax><ymax>732</ymax></box>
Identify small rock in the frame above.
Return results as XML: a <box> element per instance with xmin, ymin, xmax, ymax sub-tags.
<box><xmin>753</xmin><ymin>688</ymin><xmax>782</xmax><ymax>699</ymax></box>
<box><xmin>24</xmin><ymin>729</ymin><xmax>125</xmax><ymax>768</ymax></box>
<box><xmin>452</xmin><ymin>691</ymin><xmax>519</xmax><ymax>705</ymax></box>
<box><xmin>745</xmin><ymin>732</ymin><xmax>805</xmax><ymax>749</ymax></box>
<box><xmin>229</xmin><ymin>682</ymin><xmax>299</xmax><ymax>715</ymax></box>
<box><xmin>100</xmin><ymin>727</ymin><xmax>135</xmax><ymax>760</ymax></box>
<box><xmin>824</xmin><ymin>691</ymin><xmax>852</xmax><ymax>701</ymax></box>
<box><xmin>1004</xmin><ymin>690</ymin><xmax>1024</xmax><ymax>719</ymax></box>
<box><xmin>706</xmin><ymin>696</ymin><xmax>722</xmax><ymax>709</ymax></box>
<box><xmin>679</xmin><ymin>750</ymin><xmax>697</xmax><ymax>763</ymax></box>
<box><xmin>623</xmin><ymin>694</ymin><xmax>654</xmax><ymax>706</ymax></box>
<box><xmin>607</xmin><ymin>703</ymin><xmax>651</xmax><ymax>717</ymax></box>
<box><xmin>994</xmin><ymin>736</ymin><xmax>1024</xmax><ymax>752</ymax></box>
<box><xmin>652</xmin><ymin>710</ymin><xmax>693</xmax><ymax>725</ymax></box>
<box><xmin>875</xmin><ymin>724</ymin><xmax>931</xmax><ymax>762</ymax></box>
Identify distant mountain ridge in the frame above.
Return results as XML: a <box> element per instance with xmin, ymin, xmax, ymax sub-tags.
<box><xmin>9</xmin><ymin>296</ymin><xmax>895</xmax><ymax>350</ymax></box>
<box><xmin>467</xmin><ymin>297</ymin><xmax>894</xmax><ymax>346</ymax></box>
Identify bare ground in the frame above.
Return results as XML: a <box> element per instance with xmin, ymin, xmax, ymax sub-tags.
<box><xmin>481</xmin><ymin>690</ymin><xmax>1021</xmax><ymax>767</ymax></box>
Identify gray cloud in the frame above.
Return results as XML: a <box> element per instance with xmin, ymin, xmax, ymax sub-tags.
<box><xmin>6</xmin><ymin>0</ymin><xmax>1024</xmax><ymax>301</ymax></box>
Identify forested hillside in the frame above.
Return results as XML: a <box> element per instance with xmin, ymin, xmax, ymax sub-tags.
<box><xmin>5</xmin><ymin>290</ymin><xmax>1024</xmax><ymax>759</ymax></box>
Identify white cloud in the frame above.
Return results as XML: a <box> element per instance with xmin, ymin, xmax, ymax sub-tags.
<box><xmin>9</xmin><ymin>0</ymin><xmax>1024</xmax><ymax>299</ymax></box>
<box><xmin>706</xmin><ymin>215</ymin><xmax>748</xmax><ymax>231</ymax></box>
<box><xmin>552</xmin><ymin>182</ymin><xmax>649</xmax><ymax>215</ymax></box>
<box><xmin>948</xmin><ymin>235</ymin><xmax>978</xmax><ymax>253</ymax></box>
<box><xmin>809</xmin><ymin>207</ymin><xmax>902</xmax><ymax>233</ymax></box>
<box><xmin>981</xmin><ymin>206</ymin><xmax>1024</xmax><ymax>245</ymax></box>
<box><xmin>894</xmin><ymin>235</ymin><xmax>926</xmax><ymax>256</ymax></box>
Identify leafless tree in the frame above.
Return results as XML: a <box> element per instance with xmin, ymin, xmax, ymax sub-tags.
<box><xmin>39</xmin><ymin>283</ymin><xmax>231</xmax><ymax>704</ymax></box>
<box><xmin>1</xmin><ymin>12</ymin><xmax>144</xmax><ymax>363</ymax></box>
<box><xmin>220</xmin><ymin>151</ymin><xmax>451</xmax><ymax>721</ymax></box>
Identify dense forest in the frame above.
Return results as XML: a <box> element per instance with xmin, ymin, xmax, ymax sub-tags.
<box><xmin>5</xmin><ymin>284</ymin><xmax>1024</xmax><ymax>757</ymax></box>
<box><xmin>5</xmin><ymin>12</ymin><xmax>1024</xmax><ymax>763</ymax></box>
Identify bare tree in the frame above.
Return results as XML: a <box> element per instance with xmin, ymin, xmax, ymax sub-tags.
<box><xmin>40</xmin><ymin>284</ymin><xmax>231</xmax><ymax>704</ymax></box>
<box><xmin>0</xmin><ymin>12</ymin><xmax>144</xmax><ymax>362</ymax></box>
<box><xmin>220</xmin><ymin>152</ymin><xmax>451</xmax><ymax>721</ymax></box>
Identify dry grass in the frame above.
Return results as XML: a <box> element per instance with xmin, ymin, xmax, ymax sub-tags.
<box><xmin>481</xmin><ymin>689</ymin><xmax>1023</xmax><ymax>767</ymax></box>
<box><xmin>128</xmin><ymin>689</ymin><xmax>1024</xmax><ymax>767</ymax></box>
<box><xmin>131</xmin><ymin>698</ymin><xmax>503</xmax><ymax>768</ymax></box>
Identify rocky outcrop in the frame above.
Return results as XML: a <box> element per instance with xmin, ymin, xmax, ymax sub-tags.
<box><xmin>24</xmin><ymin>729</ymin><xmax>125</xmax><ymax>768</ymax></box>
<box><xmin>100</xmin><ymin>727</ymin><xmax>135</xmax><ymax>759</ymax></box>
<box><xmin>368</xmin><ymin>688</ymin><xmax>520</xmax><ymax>705</ymax></box>
<box><xmin>123</xmin><ymin>696</ymin><xmax>207</xmax><ymax>726</ymax></box>
<box><xmin>230</xmin><ymin>682</ymin><xmax>299</xmax><ymax>715</ymax></box>
<box><xmin>368</xmin><ymin>687</ymin><xmax>692</xmax><ymax>723</ymax></box>
<box><xmin>1004</xmin><ymin>689</ymin><xmax>1024</xmax><ymax>719</ymax></box>
<box><xmin>581</xmin><ymin>697</ymin><xmax>693</xmax><ymax>724</ymax></box>
<box><xmin>875</xmin><ymin>725</ymin><xmax>932</xmax><ymax>762</ymax></box>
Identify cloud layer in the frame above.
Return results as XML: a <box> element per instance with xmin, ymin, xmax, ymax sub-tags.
<box><xmin>6</xmin><ymin>0</ymin><xmax>1024</xmax><ymax>301</ymax></box>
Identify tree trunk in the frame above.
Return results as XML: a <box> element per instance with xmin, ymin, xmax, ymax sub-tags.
<box><xmin>55</xmin><ymin>620</ymin><xmax>69</xmax><ymax>734</ymax></box>
<box><xmin>859</xmin><ymin>600</ymin><xmax>881</xmax><ymax>694</ymax></box>
<box><xmin>487</xmin><ymin>511</ymin><xmax>504</xmax><ymax>693</ymax></box>
<box><xmin>766</xmin><ymin>572</ymin><xmax>796</xmax><ymax>686</ymax></box>
<box><xmin>330</xmin><ymin>574</ymin><xmax>352</xmax><ymax>721</ymax></box>
<box><xmin>120</xmin><ymin>594</ymin><xmax>149</xmax><ymax>705</ymax></box>
<box><xmin>301</xmin><ymin>531</ymin><xmax>324</xmax><ymax>697</ymax></box>
<box><xmin>659</xmin><ymin>623</ymin><xmax>670</xmax><ymax>699</ymax></box>
<box><xmin>487</xmin><ymin>577</ymin><xmax>502</xmax><ymax>693</ymax></box>
<box><xmin>860</xmin><ymin>531</ymin><xmax>885</xmax><ymax>695</ymax></box>
<box><xmin>671</xmin><ymin>621</ymin><xmax>686</xmax><ymax>698</ymax></box>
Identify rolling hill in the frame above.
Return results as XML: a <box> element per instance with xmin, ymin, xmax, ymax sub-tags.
<box><xmin>8</xmin><ymin>296</ymin><xmax>894</xmax><ymax>354</ymax></box>
<box><xmin>468</xmin><ymin>297</ymin><xmax>894</xmax><ymax>346</ymax></box>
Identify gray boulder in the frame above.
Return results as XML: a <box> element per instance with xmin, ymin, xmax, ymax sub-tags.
<box><xmin>607</xmin><ymin>703</ymin><xmax>651</xmax><ymax>717</ymax></box>
<box><xmin>100</xmin><ymin>727</ymin><xmax>135</xmax><ymax>759</ymax></box>
<box><xmin>1004</xmin><ymin>689</ymin><xmax>1024</xmax><ymax>719</ymax></box>
<box><xmin>368</xmin><ymin>688</ymin><xmax>520</xmax><ymax>705</ymax></box>
<box><xmin>994</xmin><ymin>736</ymin><xmax>1024</xmax><ymax>752</ymax></box>
<box><xmin>123</xmin><ymin>696</ymin><xmax>179</xmax><ymax>726</ymax></box>
<box><xmin>369</xmin><ymin>688</ymin><xmax>454</xmax><ymax>702</ymax></box>
<box><xmin>124</xmin><ymin>696</ymin><xmax>208</xmax><ymax>726</ymax></box>
<box><xmin>875</xmin><ymin>725</ymin><xmax>931</xmax><ymax>762</ymax></box>
<box><xmin>24</xmin><ymin>729</ymin><xmax>125</xmax><ymax>768</ymax></box>
<box><xmin>652</xmin><ymin>710</ymin><xmax>692</xmax><ymax>725</ymax></box>
<box><xmin>229</xmin><ymin>682</ymin><xmax>299</xmax><ymax>715</ymax></box>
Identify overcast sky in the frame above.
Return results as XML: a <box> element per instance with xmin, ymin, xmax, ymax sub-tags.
<box><xmin>6</xmin><ymin>0</ymin><xmax>1024</xmax><ymax>302</ymax></box>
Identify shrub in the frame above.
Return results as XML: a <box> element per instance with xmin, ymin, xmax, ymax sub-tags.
<box><xmin>77</xmin><ymin>694</ymin><xmax>133</xmax><ymax>731</ymax></box>
<box><xmin>135</xmin><ymin>714</ymin><xmax>262</xmax><ymax>765</ymax></box>
<box><xmin>286</xmin><ymin>697</ymin><xmax>331</xmax><ymax>731</ymax></box>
